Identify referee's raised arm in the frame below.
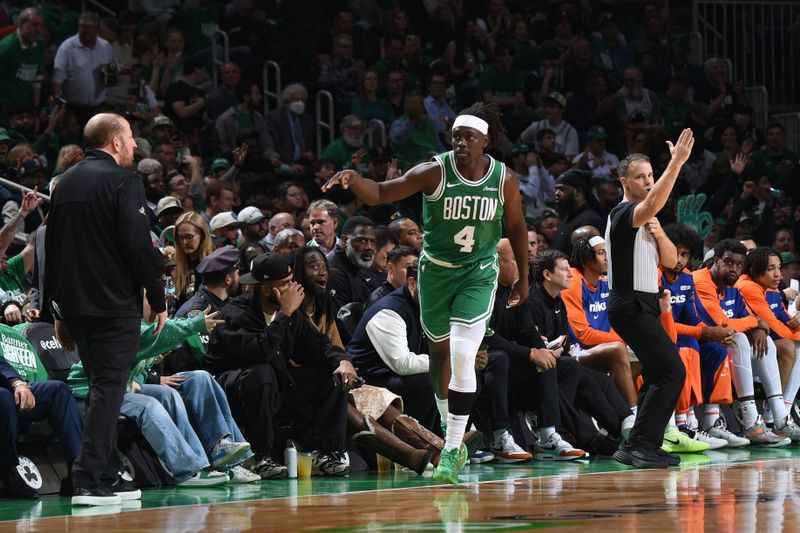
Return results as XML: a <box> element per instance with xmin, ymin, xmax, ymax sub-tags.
<box><xmin>629</xmin><ymin>129</ymin><xmax>694</xmax><ymax>228</ymax></box>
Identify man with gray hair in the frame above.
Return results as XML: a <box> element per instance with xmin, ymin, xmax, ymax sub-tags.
<box><xmin>321</xmin><ymin>114</ymin><xmax>369</xmax><ymax>170</ymax></box>
<box><xmin>273</xmin><ymin>228</ymin><xmax>306</xmax><ymax>256</ymax></box>
<box><xmin>0</xmin><ymin>7</ymin><xmax>45</xmax><ymax>118</ymax></box>
<box><xmin>262</xmin><ymin>212</ymin><xmax>296</xmax><ymax>250</ymax></box>
<box><xmin>267</xmin><ymin>83</ymin><xmax>315</xmax><ymax>168</ymax></box>
<box><xmin>52</xmin><ymin>11</ymin><xmax>116</xmax><ymax>128</ymax></box>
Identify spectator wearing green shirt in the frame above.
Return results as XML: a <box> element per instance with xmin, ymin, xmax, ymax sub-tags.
<box><xmin>0</xmin><ymin>7</ymin><xmax>45</xmax><ymax>118</ymax></box>
<box><xmin>0</xmin><ymin>189</ymin><xmax>42</xmax><ymax>308</ymax></box>
<box><xmin>370</xmin><ymin>34</ymin><xmax>407</xmax><ymax>88</ymax></box>
<box><xmin>42</xmin><ymin>0</ymin><xmax>79</xmax><ymax>43</ymax></box>
<box><xmin>750</xmin><ymin>123</ymin><xmax>800</xmax><ymax>196</ymax></box>
<box><xmin>509</xmin><ymin>17</ymin><xmax>540</xmax><ymax>72</ymax></box>
<box><xmin>351</xmin><ymin>69</ymin><xmax>395</xmax><ymax>126</ymax></box>
<box><xmin>478</xmin><ymin>43</ymin><xmax>529</xmax><ymax>139</ymax></box>
<box><xmin>658</xmin><ymin>78</ymin><xmax>691</xmax><ymax>138</ymax></box>
<box><xmin>322</xmin><ymin>115</ymin><xmax>369</xmax><ymax>171</ymax></box>
<box><xmin>389</xmin><ymin>91</ymin><xmax>444</xmax><ymax>169</ymax></box>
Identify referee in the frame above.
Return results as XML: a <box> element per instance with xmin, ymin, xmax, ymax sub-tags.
<box><xmin>605</xmin><ymin>129</ymin><xmax>694</xmax><ymax>468</ymax></box>
<box><xmin>45</xmin><ymin>113</ymin><xmax>167</xmax><ymax>505</ymax></box>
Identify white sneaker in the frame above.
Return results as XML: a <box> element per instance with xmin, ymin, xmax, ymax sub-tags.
<box><xmin>707</xmin><ymin>418</ymin><xmax>750</xmax><ymax>447</ymax></box>
<box><xmin>210</xmin><ymin>438</ymin><xmax>251</xmax><ymax>468</ymax></box>
<box><xmin>178</xmin><ymin>469</ymin><xmax>229</xmax><ymax>487</ymax></box>
<box><xmin>687</xmin><ymin>428</ymin><xmax>728</xmax><ymax>450</ymax></box>
<box><xmin>534</xmin><ymin>433</ymin><xmax>586</xmax><ymax>461</ymax></box>
<box><xmin>490</xmin><ymin>432</ymin><xmax>532</xmax><ymax>463</ymax></box>
<box><xmin>227</xmin><ymin>465</ymin><xmax>261</xmax><ymax>484</ymax></box>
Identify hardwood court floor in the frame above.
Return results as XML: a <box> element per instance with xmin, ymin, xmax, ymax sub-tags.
<box><xmin>4</xmin><ymin>447</ymin><xmax>800</xmax><ymax>532</ymax></box>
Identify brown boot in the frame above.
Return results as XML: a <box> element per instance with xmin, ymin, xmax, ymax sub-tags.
<box><xmin>353</xmin><ymin>416</ymin><xmax>433</xmax><ymax>475</ymax></box>
<box><xmin>392</xmin><ymin>415</ymin><xmax>445</xmax><ymax>466</ymax></box>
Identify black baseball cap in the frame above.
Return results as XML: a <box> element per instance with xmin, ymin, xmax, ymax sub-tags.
<box><xmin>556</xmin><ymin>169</ymin><xmax>592</xmax><ymax>191</ymax></box>
<box><xmin>239</xmin><ymin>253</ymin><xmax>292</xmax><ymax>285</ymax></box>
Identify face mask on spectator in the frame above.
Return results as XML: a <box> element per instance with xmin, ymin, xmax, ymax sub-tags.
<box><xmin>288</xmin><ymin>101</ymin><xmax>305</xmax><ymax>114</ymax></box>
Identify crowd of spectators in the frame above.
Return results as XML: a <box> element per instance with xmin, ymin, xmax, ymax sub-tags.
<box><xmin>2</xmin><ymin>0</ymin><xmax>800</xmax><ymax>496</ymax></box>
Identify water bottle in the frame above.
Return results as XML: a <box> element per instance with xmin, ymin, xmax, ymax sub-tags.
<box><xmin>165</xmin><ymin>276</ymin><xmax>176</xmax><ymax>297</ymax></box>
<box><xmin>165</xmin><ymin>276</ymin><xmax>176</xmax><ymax>315</ymax></box>
<box><xmin>284</xmin><ymin>440</ymin><xmax>298</xmax><ymax>478</ymax></box>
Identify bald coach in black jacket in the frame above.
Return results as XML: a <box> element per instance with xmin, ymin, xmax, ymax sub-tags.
<box><xmin>45</xmin><ymin>113</ymin><xmax>166</xmax><ymax>506</ymax></box>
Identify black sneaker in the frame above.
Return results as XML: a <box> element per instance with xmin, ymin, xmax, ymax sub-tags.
<box><xmin>72</xmin><ymin>486</ymin><xmax>122</xmax><ymax>506</ymax></box>
<box><xmin>588</xmin><ymin>433</ymin><xmax>620</xmax><ymax>458</ymax></box>
<box><xmin>110</xmin><ymin>476</ymin><xmax>141</xmax><ymax>500</ymax></box>
<box><xmin>613</xmin><ymin>445</ymin><xmax>670</xmax><ymax>469</ymax></box>
<box><xmin>251</xmin><ymin>456</ymin><xmax>288</xmax><ymax>479</ymax></box>
<box><xmin>4</xmin><ymin>467</ymin><xmax>39</xmax><ymax>499</ymax></box>
<box><xmin>654</xmin><ymin>448</ymin><xmax>681</xmax><ymax>466</ymax></box>
<box><xmin>312</xmin><ymin>451</ymin><xmax>350</xmax><ymax>476</ymax></box>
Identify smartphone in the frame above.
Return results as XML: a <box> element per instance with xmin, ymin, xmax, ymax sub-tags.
<box><xmin>546</xmin><ymin>335</ymin><xmax>566</xmax><ymax>350</ymax></box>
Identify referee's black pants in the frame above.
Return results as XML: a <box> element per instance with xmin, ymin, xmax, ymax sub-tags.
<box><xmin>65</xmin><ymin>316</ymin><xmax>141</xmax><ymax>491</ymax></box>
<box><xmin>608</xmin><ymin>291</ymin><xmax>684</xmax><ymax>451</ymax></box>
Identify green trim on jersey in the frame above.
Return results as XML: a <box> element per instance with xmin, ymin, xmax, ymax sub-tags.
<box><xmin>422</xmin><ymin>151</ymin><xmax>506</xmax><ymax>266</ymax></box>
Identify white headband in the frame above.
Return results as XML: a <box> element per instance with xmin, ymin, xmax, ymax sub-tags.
<box><xmin>452</xmin><ymin>115</ymin><xmax>489</xmax><ymax>135</ymax></box>
<box><xmin>589</xmin><ymin>236</ymin><xmax>605</xmax><ymax>248</ymax></box>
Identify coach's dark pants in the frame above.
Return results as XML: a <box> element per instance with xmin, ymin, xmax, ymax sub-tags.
<box><xmin>507</xmin><ymin>352</ymin><xmax>562</xmax><ymax>429</ymax></box>
<box><xmin>65</xmin><ymin>316</ymin><xmax>141</xmax><ymax>490</ymax></box>
<box><xmin>609</xmin><ymin>291</ymin><xmax>684</xmax><ymax>450</ymax></box>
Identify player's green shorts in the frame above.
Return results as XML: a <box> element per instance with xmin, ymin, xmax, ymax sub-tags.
<box><xmin>417</xmin><ymin>252</ymin><xmax>499</xmax><ymax>343</ymax></box>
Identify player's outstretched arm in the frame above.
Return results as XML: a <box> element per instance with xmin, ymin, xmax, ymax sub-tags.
<box><xmin>632</xmin><ymin>128</ymin><xmax>694</xmax><ymax>227</ymax></box>
<box><xmin>321</xmin><ymin>161</ymin><xmax>441</xmax><ymax>206</ymax></box>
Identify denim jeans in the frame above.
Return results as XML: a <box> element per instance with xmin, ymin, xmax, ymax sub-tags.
<box><xmin>0</xmin><ymin>381</ymin><xmax>83</xmax><ymax>470</ymax></box>
<box><xmin>171</xmin><ymin>370</ymin><xmax>253</xmax><ymax>464</ymax></box>
<box><xmin>120</xmin><ymin>386</ymin><xmax>207</xmax><ymax>483</ymax></box>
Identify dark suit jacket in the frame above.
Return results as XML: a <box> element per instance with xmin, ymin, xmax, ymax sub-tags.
<box><xmin>266</xmin><ymin>107</ymin><xmax>315</xmax><ymax>163</ymax></box>
<box><xmin>0</xmin><ymin>356</ymin><xmax>23</xmax><ymax>388</ymax></box>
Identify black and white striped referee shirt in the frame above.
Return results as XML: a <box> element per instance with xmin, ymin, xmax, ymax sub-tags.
<box><xmin>605</xmin><ymin>201</ymin><xmax>659</xmax><ymax>294</ymax></box>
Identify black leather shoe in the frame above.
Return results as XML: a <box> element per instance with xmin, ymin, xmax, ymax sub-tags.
<box><xmin>72</xmin><ymin>486</ymin><xmax>122</xmax><ymax>506</ymax></box>
<box><xmin>613</xmin><ymin>445</ymin><xmax>670</xmax><ymax>469</ymax></box>
<box><xmin>588</xmin><ymin>433</ymin><xmax>620</xmax><ymax>458</ymax></box>
<box><xmin>4</xmin><ymin>467</ymin><xmax>40</xmax><ymax>499</ymax></box>
<box><xmin>110</xmin><ymin>477</ymin><xmax>141</xmax><ymax>500</ymax></box>
<box><xmin>654</xmin><ymin>448</ymin><xmax>681</xmax><ymax>466</ymax></box>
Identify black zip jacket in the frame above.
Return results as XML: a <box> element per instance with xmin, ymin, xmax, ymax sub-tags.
<box><xmin>486</xmin><ymin>284</ymin><xmax>547</xmax><ymax>362</ymax></box>
<box><xmin>44</xmin><ymin>150</ymin><xmax>165</xmax><ymax>318</ymax></box>
<box><xmin>206</xmin><ymin>291</ymin><xmax>350</xmax><ymax>391</ymax></box>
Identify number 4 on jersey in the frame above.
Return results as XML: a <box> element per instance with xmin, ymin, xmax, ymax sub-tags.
<box><xmin>454</xmin><ymin>225</ymin><xmax>476</xmax><ymax>252</ymax></box>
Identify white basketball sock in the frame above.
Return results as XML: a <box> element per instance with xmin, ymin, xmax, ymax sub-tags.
<box><xmin>730</xmin><ymin>332</ymin><xmax>755</xmax><ymax>397</ymax></box>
